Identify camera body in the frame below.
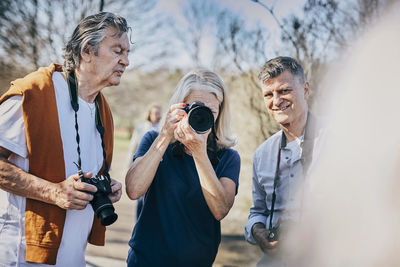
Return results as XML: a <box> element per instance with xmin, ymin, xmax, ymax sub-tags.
<box><xmin>81</xmin><ymin>174</ymin><xmax>118</xmax><ymax>226</ymax></box>
<box><xmin>182</xmin><ymin>101</ymin><xmax>214</xmax><ymax>134</ymax></box>
<box><xmin>267</xmin><ymin>225</ymin><xmax>280</xmax><ymax>242</ymax></box>
<box><xmin>266</xmin><ymin>219</ymin><xmax>294</xmax><ymax>242</ymax></box>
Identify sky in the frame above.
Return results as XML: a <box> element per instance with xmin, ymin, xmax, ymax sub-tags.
<box><xmin>137</xmin><ymin>0</ymin><xmax>307</xmax><ymax>70</ymax></box>
<box><xmin>158</xmin><ymin>0</ymin><xmax>306</xmax><ymax>26</ymax></box>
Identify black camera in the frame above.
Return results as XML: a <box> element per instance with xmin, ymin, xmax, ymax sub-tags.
<box><xmin>80</xmin><ymin>173</ymin><xmax>118</xmax><ymax>226</ymax></box>
<box><xmin>267</xmin><ymin>225</ymin><xmax>280</xmax><ymax>242</ymax></box>
<box><xmin>182</xmin><ymin>101</ymin><xmax>214</xmax><ymax>134</ymax></box>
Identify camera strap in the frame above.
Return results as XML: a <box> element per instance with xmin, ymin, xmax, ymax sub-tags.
<box><xmin>66</xmin><ymin>70</ymin><xmax>110</xmax><ymax>178</ymax></box>
<box><xmin>268</xmin><ymin>113</ymin><xmax>318</xmax><ymax>230</ymax></box>
<box><xmin>268</xmin><ymin>132</ymin><xmax>285</xmax><ymax>231</ymax></box>
<box><xmin>208</xmin><ymin>124</ymin><xmax>220</xmax><ymax>166</ymax></box>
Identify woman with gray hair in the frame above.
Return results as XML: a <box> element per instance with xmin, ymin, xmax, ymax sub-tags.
<box><xmin>125</xmin><ymin>69</ymin><xmax>240</xmax><ymax>267</ymax></box>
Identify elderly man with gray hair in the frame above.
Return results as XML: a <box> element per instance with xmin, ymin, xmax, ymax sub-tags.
<box><xmin>0</xmin><ymin>12</ymin><xmax>130</xmax><ymax>266</ymax></box>
<box><xmin>245</xmin><ymin>56</ymin><xmax>323</xmax><ymax>266</ymax></box>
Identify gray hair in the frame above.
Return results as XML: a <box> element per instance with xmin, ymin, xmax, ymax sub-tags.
<box><xmin>258</xmin><ymin>56</ymin><xmax>306</xmax><ymax>83</ymax></box>
<box><xmin>63</xmin><ymin>12</ymin><xmax>129</xmax><ymax>72</ymax></box>
<box><xmin>167</xmin><ymin>69</ymin><xmax>237</xmax><ymax>149</ymax></box>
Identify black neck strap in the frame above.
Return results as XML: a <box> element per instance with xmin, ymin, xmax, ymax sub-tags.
<box><xmin>66</xmin><ymin>71</ymin><xmax>110</xmax><ymax>178</ymax></box>
<box><xmin>208</xmin><ymin>124</ymin><xmax>220</xmax><ymax>166</ymax></box>
<box><xmin>268</xmin><ymin>113</ymin><xmax>318</xmax><ymax>230</ymax></box>
<box><xmin>268</xmin><ymin>132</ymin><xmax>285</xmax><ymax>230</ymax></box>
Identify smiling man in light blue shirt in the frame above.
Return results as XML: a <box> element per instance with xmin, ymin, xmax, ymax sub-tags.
<box><xmin>245</xmin><ymin>56</ymin><xmax>323</xmax><ymax>266</ymax></box>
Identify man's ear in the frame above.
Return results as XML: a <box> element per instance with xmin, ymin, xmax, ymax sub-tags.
<box><xmin>80</xmin><ymin>46</ymin><xmax>93</xmax><ymax>63</ymax></box>
<box><xmin>303</xmin><ymin>81</ymin><xmax>310</xmax><ymax>100</ymax></box>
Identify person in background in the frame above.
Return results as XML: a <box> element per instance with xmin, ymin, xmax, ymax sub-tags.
<box><xmin>0</xmin><ymin>12</ymin><xmax>129</xmax><ymax>266</ymax></box>
<box><xmin>244</xmin><ymin>56</ymin><xmax>323</xmax><ymax>266</ymax></box>
<box><xmin>126</xmin><ymin>104</ymin><xmax>162</xmax><ymax>219</ymax></box>
<box><xmin>125</xmin><ymin>69</ymin><xmax>240</xmax><ymax>267</ymax></box>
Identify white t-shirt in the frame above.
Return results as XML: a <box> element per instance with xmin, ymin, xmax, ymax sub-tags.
<box><xmin>0</xmin><ymin>72</ymin><xmax>104</xmax><ymax>266</ymax></box>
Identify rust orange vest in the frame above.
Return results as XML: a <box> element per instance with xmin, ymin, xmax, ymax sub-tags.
<box><xmin>0</xmin><ymin>64</ymin><xmax>114</xmax><ymax>264</ymax></box>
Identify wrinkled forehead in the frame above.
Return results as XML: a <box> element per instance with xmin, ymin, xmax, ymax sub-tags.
<box><xmin>106</xmin><ymin>26</ymin><xmax>123</xmax><ymax>36</ymax></box>
<box><xmin>184</xmin><ymin>89</ymin><xmax>220</xmax><ymax>110</ymax></box>
<box><xmin>186</xmin><ymin>83</ymin><xmax>223</xmax><ymax>102</ymax></box>
<box><xmin>103</xmin><ymin>27</ymin><xmax>130</xmax><ymax>47</ymax></box>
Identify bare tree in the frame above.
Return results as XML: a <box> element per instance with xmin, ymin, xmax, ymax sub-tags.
<box><xmin>174</xmin><ymin>0</ymin><xmax>220</xmax><ymax>68</ymax></box>
<box><xmin>0</xmin><ymin>0</ymin><xmax>174</xmax><ymax>69</ymax></box>
<box><xmin>215</xmin><ymin>8</ymin><xmax>279</xmax><ymax>141</ymax></box>
<box><xmin>0</xmin><ymin>0</ymin><xmax>42</xmax><ymax>68</ymax></box>
<box><xmin>0</xmin><ymin>0</ymin><xmax>174</xmax><ymax>94</ymax></box>
<box><xmin>250</xmin><ymin>0</ymin><xmax>389</xmax><ymax>104</ymax></box>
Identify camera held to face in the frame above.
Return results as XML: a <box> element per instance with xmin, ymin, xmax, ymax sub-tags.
<box><xmin>182</xmin><ymin>101</ymin><xmax>214</xmax><ymax>134</ymax></box>
<box><xmin>81</xmin><ymin>173</ymin><xmax>118</xmax><ymax>226</ymax></box>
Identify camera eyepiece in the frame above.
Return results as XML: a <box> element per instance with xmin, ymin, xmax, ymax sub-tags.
<box><xmin>182</xmin><ymin>101</ymin><xmax>214</xmax><ymax>134</ymax></box>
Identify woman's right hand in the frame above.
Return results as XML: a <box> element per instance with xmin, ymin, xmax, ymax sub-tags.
<box><xmin>160</xmin><ymin>103</ymin><xmax>187</xmax><ymax>139</ymax></box>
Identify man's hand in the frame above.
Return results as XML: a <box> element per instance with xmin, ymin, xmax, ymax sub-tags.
<box><xmin>108</xmin><ymin>178</ymin><xmax>122</xmax><ymax>203</ymax></box>
<box><xmin>53</xmin><ymin>172</ymin><xmax>97</xmax><ymax>210</ymax></box>
<box><xmin>252</xmin><ymin>222</ymin><xmax>280</xmax><ymax>256</ymax></box>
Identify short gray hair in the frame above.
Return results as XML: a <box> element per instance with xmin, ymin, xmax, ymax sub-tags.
<box><xmin>258</xmin><ymin>56</ymin><xmax>306</xmax><ymax>83</ymax></box>
<box><xmin>167</xmin><ymin>69</ymin><xmax>237</xmax><ymax>149</ymax></box>
<box><xmin>63</xmin><ymin>12</ymin><xmax>129</xmax><ymax>72</ymax></box>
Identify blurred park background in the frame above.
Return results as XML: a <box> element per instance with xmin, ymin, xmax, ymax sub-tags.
<box><xmin>0</xmin><ymin>0</ymin><xmax>396</xmax><ymax>266</ymax></box>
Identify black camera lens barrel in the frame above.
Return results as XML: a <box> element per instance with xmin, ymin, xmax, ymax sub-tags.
<box><xmin>81</xmin><ymin>175</ymin><xmax>118</xmax><ymax>226</ymax></box>
<box><xmin>91</xmin><ymin>194</ymin><xmax>118</xmax><ymax>226</ymax></box>
<box><xmin>183</xmin><ymin>102</ymin><xmax>214</xmax><ymax>134</ymax></box>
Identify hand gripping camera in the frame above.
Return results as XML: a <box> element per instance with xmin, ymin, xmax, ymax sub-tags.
<box><xmin>267</xmin><ymin>225</ymin><xmax>280</xmax><ymax>242</ymax></box>
<box><xmin>182</xmin><ymin>101</ymin><xmax>214</xmax><ymax>134</ymax></box>
<box><xmin>76</xmin><ymin>164</ymin><xmax>118</xmax><ymax>226</ymax></box>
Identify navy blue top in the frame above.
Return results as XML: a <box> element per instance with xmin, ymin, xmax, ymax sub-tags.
<box><xmin>127</xmin><ymin>131</ymin><xmax>240</xmax><ymax>267</ymax></box>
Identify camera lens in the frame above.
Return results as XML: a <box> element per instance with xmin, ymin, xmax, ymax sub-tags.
<box><xmin>188</xmin><ymin>106</ymin><xmax>214</xmax><ymax>134</ymax></box>
<box><xmin>91</xmin><ymin>192</ymin><xmax>118</xmax><ymax>226</ymax></box>
<box><xmin>97</xmin><ymin>204</ymin><xmax>118</xmax><ymax>226</ymax></box>
<box><xmin>79</xmin><ymin>174</ymin><xmax>118</xmax><ymax>226</ymax></box>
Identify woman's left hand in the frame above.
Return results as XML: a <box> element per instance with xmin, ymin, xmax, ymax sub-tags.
<box><xmin>174</xmin><ymin>115</ymin><xmax>209</xmax><ymax>155</ymax></box>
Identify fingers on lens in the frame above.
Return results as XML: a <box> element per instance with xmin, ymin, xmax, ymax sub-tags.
<box><xmin>170</xmin><ymin>103</ymin><xmax>184</xmax><ymax>112</ymax></box>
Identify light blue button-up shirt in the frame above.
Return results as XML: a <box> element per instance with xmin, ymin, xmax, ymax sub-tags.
<box><xmin>244</xmin><ymin>129</ymin><xmax>306</xmax><ymax>244</ymax></box>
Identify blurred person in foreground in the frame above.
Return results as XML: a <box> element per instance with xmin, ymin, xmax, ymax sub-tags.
<box><xmin>282</xmin><ymin>3</ymin><xmax>400</xmax><ymax>266</ymax></box>
<box><xmin>126</xmin><ymin>104</ymin><xmax>162</xmax><ymax>219</ymax></box>
<box><xmin>0</xmin><ymin>12</ymin><xmax>129</xmax><ymax>266</ymax></box>
<box><xmin>244</xmin><ymin>56</ymin><xmax>324</xmax><ymax>266</ymax></box>
<box><xmin>125</xmin><ymin>69</ymin><xmax>240</xmax><ymax>267</ymax></box>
